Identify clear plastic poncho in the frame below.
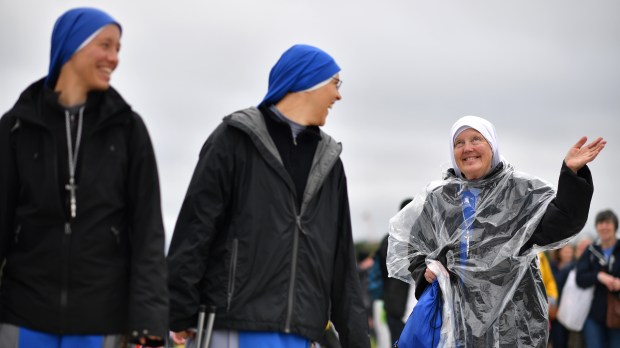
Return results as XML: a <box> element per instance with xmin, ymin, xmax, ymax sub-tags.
<box><xmin>387</xmin><ymin>162</ymin><xmax>569</xmax><ymax>347</ymax></box>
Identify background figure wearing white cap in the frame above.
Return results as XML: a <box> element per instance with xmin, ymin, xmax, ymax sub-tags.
<box><xmin>0</xmin><ymin>7</ymin><xmax>168</xmax><ymax>347</ymax></box>
<box><xmin>167</xmin><ymin>44</ymin><xmax>370</xmax><ymax>348</ymax></box>
<box><xmin>388</xmin><ymin>115</ymin><xmax>605</xmax><ymax>347</ymax></box>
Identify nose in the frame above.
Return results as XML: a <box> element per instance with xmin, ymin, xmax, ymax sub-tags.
<box><xmin>462</xmin><ymin>141</ymin><xmax>475</xmax><ymax>152</ymax></box>
<box><xmin>108</xmin><ymin>49</ymin><xmax>119</xmax><ymax>68</ymax></box>
<box><xmin>335</xmin><ymin>89</ymin><xmax>342</xmax><ymax>101</ymax></box>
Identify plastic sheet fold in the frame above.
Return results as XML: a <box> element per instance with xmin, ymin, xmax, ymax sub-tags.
<box><xmin>387</xmin><ymin>163</ymin><xmax>569</xmax><ymax>347</ymax></box>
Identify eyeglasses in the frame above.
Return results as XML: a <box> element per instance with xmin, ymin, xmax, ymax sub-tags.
<box><xmin>332</xmin><ymin>77</ymin><xmax>343</xmax><ymax>90</ymax></box>
<box><xmin>454</xmin><ymin>135</ymin><xmax>487</xmax><ymax>149</ymax></box>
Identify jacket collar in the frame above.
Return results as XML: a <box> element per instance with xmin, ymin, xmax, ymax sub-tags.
<box><xmin>9</xmin><ymin>78</ymin><xmax>132</xmax><ymax>130</ymax></box>
<box><xmin>262</xmin><ymin>104</ymin><xmax>322</xmax><ymax>142</ymax></box>
<box><xmin>224</xmin><ymin>107</ymin><xmax>342</xmax><ymax>214</ymax></box>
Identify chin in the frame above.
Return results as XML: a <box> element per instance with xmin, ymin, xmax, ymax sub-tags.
<box><xmin>461</xmin><ymin>169</ymin><xmax>481</xmax><ymax>179</ymax></box>
<box><xmin>92</xmin><ymin>82</ymin><xmax>111</xmax><ymax>91</ymax></box>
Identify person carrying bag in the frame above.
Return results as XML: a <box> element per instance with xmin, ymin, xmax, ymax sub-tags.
<box><xmin>557</xmin><ymin>269</ymin><xmax>595</xmax><ymax>331</ymax></box>
<box><xmin>575</xmin><ymin>210</ymin><xmax>620</xmax><ymax>348</ymax></box>
<box><xmin>397</xmin><ymin>280</ymin><xmax>442</xmax><ymax>348</ymax></box>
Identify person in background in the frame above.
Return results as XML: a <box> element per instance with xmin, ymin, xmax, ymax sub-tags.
<box><xmin>0</xmin><ymin>7</ymin><xmax>168</xmax><ymax>347</ymax></box>
<box><xmin>550</xmin><ymin>244</ymin><xmax>577</xmax><ymax>348</ymax></box>
<box><xmin>167</xmin><ymin>44</ymin><xmax>369</xmax><ymax>348</ymax></box>
<box><xmin>539</xmin><ymin>252</ymin><xmax>559</xmax><ymax>326</ymax></box>
<box><xmin>376</xmin><ymin>198</ymin><xmax>413</xmax><ymax>345</ymax></box>
<box><xmin>576</xmin><ymin>209</ymin><xmax>620</xmax><ymax>348</ymax></box>
<box><xmin>575</xmin><ymin>237</ymin><xmax>593</xmax><ymax>260</ymax></box>
<box><xmin>388</xmin><ymin>115</ymin><xmax>605</xmax><ymax>347</ymax></box>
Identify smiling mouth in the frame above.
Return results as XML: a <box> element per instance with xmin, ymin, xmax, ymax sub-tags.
<box><xmin>462</xmin><ymin>156</ymin><xmax>480</xmax><ymax>163</ymax></box>
<box><xmin>99</xmin><ymin>67</ymin><xmax>113</xmax><ymax>76</ymax></box>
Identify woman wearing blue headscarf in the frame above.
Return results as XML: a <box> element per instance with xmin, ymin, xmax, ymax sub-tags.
<box><xmin>388</xmin><ymin>116</ymin><xmax>606</xmax><ymax>347</ymax></box>
<box><xmin>168</xmin><ymin>44</ymin><xmax>369</xmax><ymax>348</ymax></box>
<box><xmin>0</xmin><ymin>8</ymin><xmax>167</xmax><ymax>347</ymax></box>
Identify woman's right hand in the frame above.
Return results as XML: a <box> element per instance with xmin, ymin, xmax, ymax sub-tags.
<box><xmin>171</xmin><ymin>330</ymin><xmax>195</xmax><ymax>345</ymax></box>
<box><xmin>564</xmin><ymin>136</ymin><xmax>606</xmax><ymax>173</ymax></box>
<box><xmin>424</xmin><ymin>267</ymin><xmax>437</xmax><ymax>283</ymax></box>
<box><xmin>597</xmin><ymin>272</ymin><xmax>620</xmax><ymax>292</ymax></box>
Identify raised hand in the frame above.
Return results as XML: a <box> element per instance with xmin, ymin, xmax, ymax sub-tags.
<box><xmin>564</xmin><ymin>136</ymin><xmax>606</xmax><ymax>173</ymax></box>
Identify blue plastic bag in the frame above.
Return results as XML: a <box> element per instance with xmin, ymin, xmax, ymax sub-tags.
<box><xmin>397</xmin><ymin>280</ymin><xmax>442</xmax><ymax>348</ymax></box>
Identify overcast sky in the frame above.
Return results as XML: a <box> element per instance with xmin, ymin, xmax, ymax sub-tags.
<box><xmin>2</xmin><ymin>0</ymin><xmax>619</xmax><ymax>247</ymax></box>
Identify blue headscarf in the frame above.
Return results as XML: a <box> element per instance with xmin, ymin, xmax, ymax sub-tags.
<box><xmin>46</xmin><ymin>7</ymin><xmax>122</xmax><ymax>87</ymax></box>
<box><xmin>259</xmin><ymin>44</ymin><xmax>340</xmax><ymax>107</ymax></box>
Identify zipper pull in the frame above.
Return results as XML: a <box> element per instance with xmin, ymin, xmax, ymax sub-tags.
<box><xmin>111</xmin><ymin>226</ymin><xmax>121</xmax><ymax>244</ymax></box>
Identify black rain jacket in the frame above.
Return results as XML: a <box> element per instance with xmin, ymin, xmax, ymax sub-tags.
<box><xmin>167</xmin><ymin>107</ymin><xmax>369</xmax><ymax>347</ymax></box>
<box><xmin>0</xmin><ymin>79</ymin><xmax>168</xmax><ymax>344</ymax></box>
<box><xmin>576</xmin><ymin>240</ymin><xmax>620</xmax><ymax>325</ymax></box>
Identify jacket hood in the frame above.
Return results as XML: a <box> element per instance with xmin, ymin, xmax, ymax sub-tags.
<box><xmin>224</xmin><ymin>107</ymin><xmax>342</xmax><ymax>213</ymax></box>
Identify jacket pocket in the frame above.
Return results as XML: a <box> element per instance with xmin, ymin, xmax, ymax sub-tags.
<box><xmin>226</xmin><ymin>238</ymin><xmax>239</xmax><ymax>312</ymax></box>
<box><xmin>106</xmin><ymin>225</ymin><xmax>127</xmax><ymax>260</ymax></box>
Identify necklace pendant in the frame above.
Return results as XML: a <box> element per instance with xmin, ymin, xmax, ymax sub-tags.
<box><xmin>65</xmin><ymin>177</ymin><xmax>78</xmax><ymax>218</ymax></box>
<box><xmin>70</xmin><ymin>198</ymin><xmax>77</xmax><ymax>218</ymax></box>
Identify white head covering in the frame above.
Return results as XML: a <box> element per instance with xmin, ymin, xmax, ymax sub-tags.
<box><xmin>449</xmin><ymin>115</ymin><xmax>502</xmax><ymax>178</ymax></box>
<box><xmin>300</xmin><ymin>73</ymin><xmax>337</xmax><ymax>92</ymax></box>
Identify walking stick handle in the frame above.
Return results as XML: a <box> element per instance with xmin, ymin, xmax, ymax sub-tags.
<box><xmin>202</xmin><ymin>306</ymin><xmax>217</xmax><ymax>348</ymax></box>
<box><xmin>195</xmin><ymin>304</ymin><xmax>207</xmax><ymax>348</ymax></box>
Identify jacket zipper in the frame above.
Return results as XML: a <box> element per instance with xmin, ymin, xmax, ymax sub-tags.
<box><xmin>284</xmin><ymin>215</ymin><xmax>302</xmax><ymax>332</ymax></box>
<box><xmin>14</xmin><ymin>225</ymin><xmax>22</xmax><ymax>244</ymax></box>
<box><xmin>226</xmin><ymin>238</ymin><xmax>239</xmax><ymax>312</ymax></box>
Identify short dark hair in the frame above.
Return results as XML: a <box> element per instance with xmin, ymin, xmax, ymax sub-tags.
<box><xmin>595</xmin><ymin>209</ymin><xmax>618</xmax><ymax>231</ymax></box>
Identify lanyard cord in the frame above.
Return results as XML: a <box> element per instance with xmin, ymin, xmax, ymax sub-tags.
<box><xmin>65</xmin><ymin>106</ymin><xmax>84</xmax><ymax>218</ymax></box>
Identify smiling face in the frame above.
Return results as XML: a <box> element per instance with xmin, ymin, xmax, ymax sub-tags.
<box><xmin>304</xmin><ymin>75</ymin><xmax>342</xmax><ymax>126</ymax></box>
<box><xmin>453</xmin><ymin>128</ymin><xmax>493</xmax><ymax>180</ymax></box>
<box><xmin>61</xmin><ymin>24</ymin><xmax>121</xmax><ymax>92</ymax></box>
<box><xmin>596</xmin><ymin>219</ymin><xmax>617</xmax><ymax>245</ymax></box>
<box><xmin>558</xmin><ymin>244</ymin><xmax>575</xmax><ymax>263</ymax></box>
